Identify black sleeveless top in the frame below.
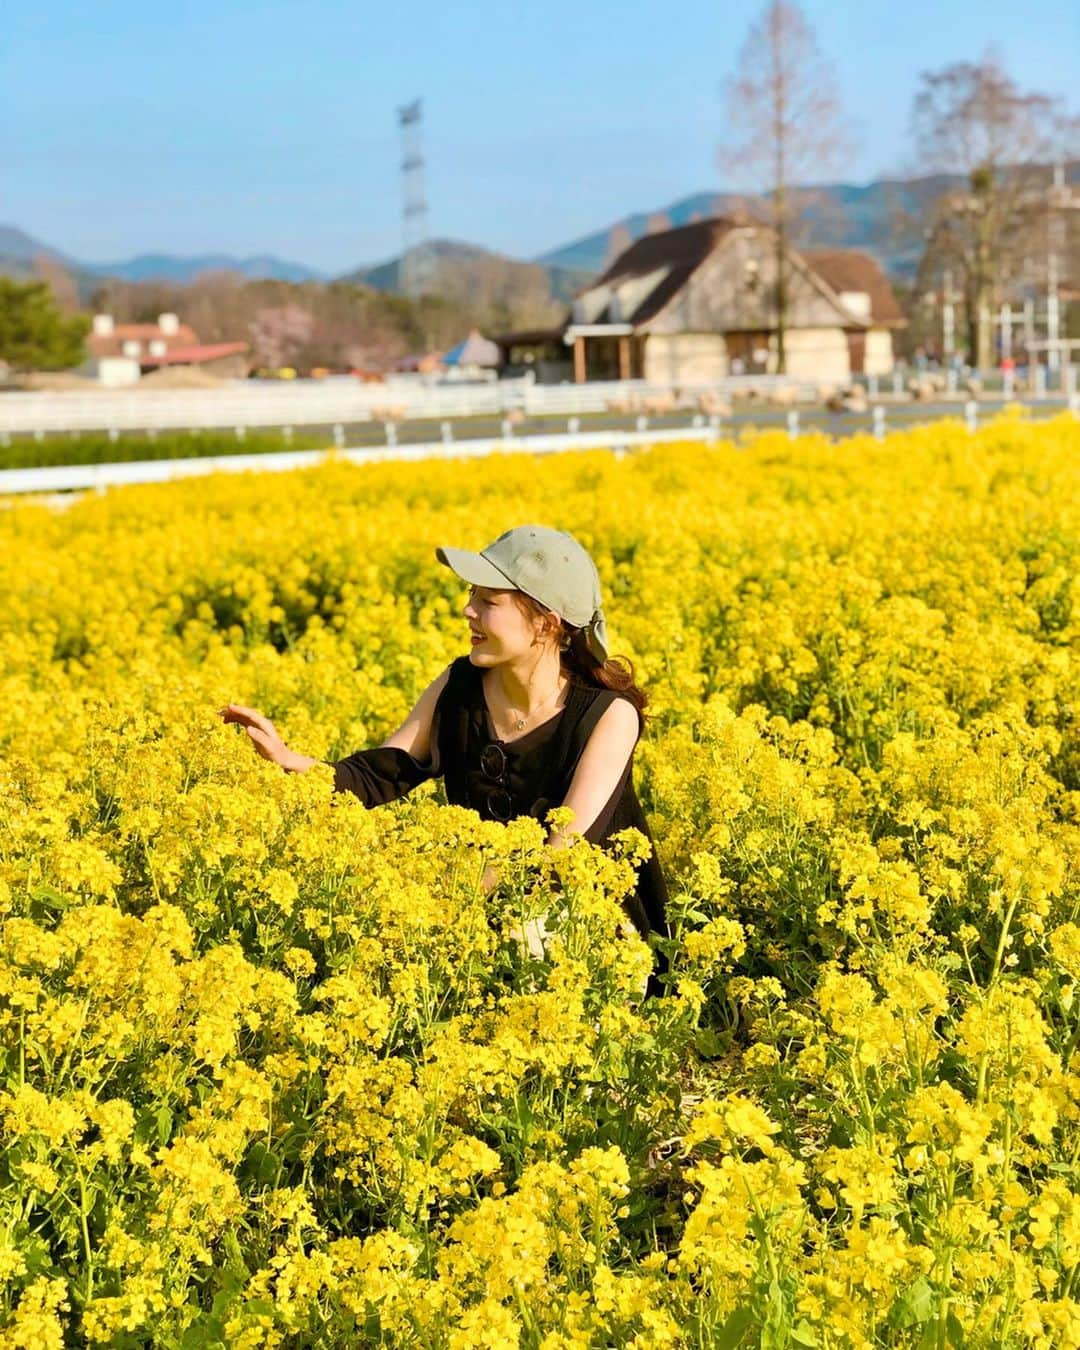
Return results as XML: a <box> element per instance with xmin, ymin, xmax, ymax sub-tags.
<box><xmin>329</xmin><ymin>655</ymin><xmax>669</xmax><ymax>949</ymax></box>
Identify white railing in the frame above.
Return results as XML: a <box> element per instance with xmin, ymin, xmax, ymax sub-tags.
<box><xmin>0</xmin><ymin>375</ymin><xmax>822</xmax><ymax>435</ymax></box>
<box><xmin>4</xmin><ymin>395</ymin><xmax>1078</xmax><ymax>504</ymax></box>
<box><xmin>0</xmin><ymin>424</ymin><xmax>722</xmax><ymax>498</ymax></box>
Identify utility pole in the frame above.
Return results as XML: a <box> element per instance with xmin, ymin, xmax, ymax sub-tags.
<box><xmin>1047</xmin><ymin>253</ymin><xmax>1061</xmax><ymax>373</ymax></box>
<box><xmin>942</xmin><ymin>268</ymin><xmax>955</xmax><ymax>362</ymax></box>
<box><xmin>398</xmin><ymin>99</ymin><xmax>432</xmax><ymax>301</ymax></box>
<box><xmin>1044</xmin><ymin>161</ymin><xmax>1079</xmax><ymax>376</ymax></box>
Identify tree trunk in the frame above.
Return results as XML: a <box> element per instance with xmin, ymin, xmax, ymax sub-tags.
<box><xmin>775</xmin><ymin>206</ymin><xmax>788</xmax><ymax>374</ymax></box>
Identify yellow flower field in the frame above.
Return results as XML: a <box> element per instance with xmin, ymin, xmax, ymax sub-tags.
<box><xmin>1</xmin><ymin>412</ymin><xmax>1079</xmax><ymax>1347</ymax></box>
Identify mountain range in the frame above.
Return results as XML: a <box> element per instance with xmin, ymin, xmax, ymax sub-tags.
<box><xmin>4</xmin><ymin>165</ymin><xmax>1076</xmax><ymax>302</ymax></box>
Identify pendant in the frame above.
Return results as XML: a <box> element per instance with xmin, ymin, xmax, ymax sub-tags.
<box><xmin>514</xmin><ymin>717</ymin><xmax>526</xmax><ymax>730</ymax></box>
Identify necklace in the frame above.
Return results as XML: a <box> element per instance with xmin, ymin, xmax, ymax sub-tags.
<box><xmin>490</xmin><ymin>675</ymin><xmax>567</xmax><ymax>737</ymax></box>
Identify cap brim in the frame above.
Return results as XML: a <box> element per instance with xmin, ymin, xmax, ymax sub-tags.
<box><xmin>434</xmin><ymin>546</ymin><xmax>515</xmax><ymax>590</ymax></box>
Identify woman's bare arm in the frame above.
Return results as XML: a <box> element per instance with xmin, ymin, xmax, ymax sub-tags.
<box><xmin>548</xmin><ymin>698</ymin><xmax>640</xmax><ymax>849</ymax></box>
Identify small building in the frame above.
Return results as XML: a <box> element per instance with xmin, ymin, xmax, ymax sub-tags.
<box><xmin>799</xmin><ymin>250</ymin><xmax>905</xmax><ymax>375</ymax></box>
<box><xmin>561</xmin><ymin>219</ymin><xmax>904</xmax><ymax>383</ymax></box>
<box><xmin>442</xmin><ymin>329</ymin><xmax>500</xmax><ymax>378</ymax></box>
<box><xmin>87</xmin><ymin>313</ymin><xmax>250</xmax><ymax>380</ymax></box>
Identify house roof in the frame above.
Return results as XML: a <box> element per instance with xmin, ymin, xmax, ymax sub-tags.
<box><xmin>494</xmin><ymin>327</ymin><xmax>565</xmax><ymax>347</ymax></box>
<box><xmin>140</xmin><ymin>341</ymin><xmax>249</xmax><ymax>366</ymax></box>
<box><xmin>88</xmin><ymin>322</ymin><xmax>201</xmax><ymax>359</ymax></box>
<box><xmin>581</xmin><ymin>218</ymin><xmax>738</xmax><ymax>326</ymax></box>
<box><xmin>443</xmin><ymin>330</ymin><xmax>500</xmax><ymax>367</ymax></box>
<box><xmin>800</xmin><ymin>250</ymin><xmax>905</xmax><ymax>327</ymax></box>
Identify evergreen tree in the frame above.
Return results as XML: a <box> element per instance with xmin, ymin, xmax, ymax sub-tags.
<box><xmin>0</xmin><ymin>279</ymin><xmax>90</xmax><ymax>371</ymax></box>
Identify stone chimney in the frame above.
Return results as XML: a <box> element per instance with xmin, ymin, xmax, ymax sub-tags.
<box><xmin>158</xmin><ymin>313</ymin><xmax>180</xmax><ymax>336</ymax></box>
<box><xmin>92</xmin><ymin>314</ymin><xmax>114</xmax><ymax>336</ymax></box>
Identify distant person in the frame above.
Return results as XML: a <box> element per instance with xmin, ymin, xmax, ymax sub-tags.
<box><xmin>219</xmin><ymin>525</ymin><xmax>670</xmax><ymax>996</ymax></box>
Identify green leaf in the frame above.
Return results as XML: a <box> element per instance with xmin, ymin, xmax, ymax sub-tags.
<box><xmin>210</xmin><ymin>1291</ymin><xmax>235</xmax><ymax>1319</ymax></box>
<box><xmin>714</xmin><ymin>1305</ymin><xmax>755</xmax><ymax>1348</ymax></box>
<box><xmin>695</xmin><ymin>1027</ymin><xmax>729</xmax><ymax>1058</ymax></box>
<box><xmin>790</xmin><ymin>1319</ymin><xmax>819</xmax><ymax>1347</ymax></box>
<box><xmin>890</xmin><ymin>1276</ymin><xmax>935</xmax><ymax>1329</ymax></box>
<box><xmin>31</xmin><ymin>884</ymin><xmax>74</xmax><ymax>911</ymax></box>
<box><xmin>181</xmin><ymin>1313</ymin><xmax>225</xmax><ymax>1347</ymax></box>
<box><xmin>155</xmin><ymin>1106</ymin><xmax>173</xmax><ymax>1146</ymax></box>
<box><xmin>244</xmin><ymin>1141</ymin><xmax>281</xmax><ymax>1188</ymax></box>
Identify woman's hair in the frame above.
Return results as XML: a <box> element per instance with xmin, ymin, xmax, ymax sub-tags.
<box><xmin>509</xmin><ymin>591</ymin><xmax>649</xmax><ymax>721</ymax></box>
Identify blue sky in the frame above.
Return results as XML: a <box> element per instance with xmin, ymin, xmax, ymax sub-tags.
<box><xmin>3</xmin><ymin>0</ymin><xmax>1077</xmax><ymax>273</ymax></box>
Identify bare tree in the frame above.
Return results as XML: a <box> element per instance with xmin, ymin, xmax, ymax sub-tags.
<box><xmin>32</xmin><ymin>254</ymin><xmax>80</xmax><ymax>314</ymax></box>
<box><xmin>911</xmin><ymin>52</ymin><xmax>1074</xmax><ymax>368</ymax></box>
<box><xmin>720</xmin><ymin>0</ymin><xmax>850</xmax><ymax>372</ymax></box>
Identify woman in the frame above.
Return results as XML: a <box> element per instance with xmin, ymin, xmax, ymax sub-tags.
<box><xmin>219</xmin><ymin>524</ymin><xmax>669</xmax><ymax>992</ymax></box>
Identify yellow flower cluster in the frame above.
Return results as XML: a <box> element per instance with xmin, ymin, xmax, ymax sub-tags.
<box><xmin>1</xmin><ymin>411</ymin><xmax>1079</xmax><ymax>1345</ymax></box>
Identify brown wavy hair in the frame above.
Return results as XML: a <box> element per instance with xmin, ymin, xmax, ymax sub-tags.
<box><xmin>510</xmin><ymin>592</ymin><xmax>649</xmax><ymax>721</ymax></box>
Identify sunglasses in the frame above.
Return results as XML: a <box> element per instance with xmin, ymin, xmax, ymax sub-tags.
<box><xmin>480</xmin><ymin>742</ymin><xmax>513</xmax><ymax>822</ymax></box>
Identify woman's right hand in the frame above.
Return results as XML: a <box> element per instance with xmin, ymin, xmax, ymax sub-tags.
<box><xmin>218</xmin><ymin>704</ymin><xmax>291</xmax><ymax>766</ymax></box>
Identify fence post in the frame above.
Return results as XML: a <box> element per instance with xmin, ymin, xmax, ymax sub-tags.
<box><xmin>1035</xmin><ymin>365</ymin><xmax>1047</xmax><ymax>399</ymax></box>
<box><xmin>501</xmin><ymin>418</ymin><xmax>512</xmax><ymax>439</ymax></box>
<box><xmin>441</xmin><ymin>421</ymin><xmax>453</xmax><ymax>444</ymax></box>
<box><xmin>385</xmin><ymin>421</ymin><xmax>397</xmax><ymax>447</ymax></box>
<box><xmin>787</xmin><ymin>409</ymin><xmax>799</xmax><ymax>438</ymax></box>
<box><xmin>872</xmin><ymin>406</ymin><xmax>886</xmax><ymax>440</ymax></box>
<box><xmin>283</xmin><ymin>425</ymin><xmax>293</xmax><ymax>443</ymax></box>
<box><xmin>636</xmin><ymin>414</ymin><xmax>648</xmax><ymax>432</ymax></box>
<box><xmin>568</xmin><ymin>416</ymin><xmax>580</xmax><ymax>434</ymax></box>
<box><xmin>333</xmin><ymin>423</ymin><xmax>345</xmax><ymax>448</ymax></box>
<box><xmin>108</xmin><ymin>428</ymin><xmax>118</xmax><ymax>443</ymax></box>
<box><xmin>708</xmin><ymin>414</ymin><xmax>720</xmax><ymax>445</ymax></box>
<box><xmin>868</xmin><ymin>374</ymin><xmax>879</xmax><ymax>399</ymax></box>
<box><xmin>965</xmin><ymin>399</ymin><xmax>977</xmax><ymax>432</ymax></box>
<box><xmin>892</xmin><ymin>369</ymin><xmax>902</xmax><ymax>397</ymax></box>
<box><xmin>1003</xmin><ymin>369</ymin><xmax>1014</xmax><ymax>400</ymax></box>
<box><xmin>947</xmin><ymin>368</ymin><xmax>957</xmax><ymax>395</ymax></box>
<box><xmin>235</xmin><ymin>426</ymin><xmax>246</xmax><ymax>441</ymax></box>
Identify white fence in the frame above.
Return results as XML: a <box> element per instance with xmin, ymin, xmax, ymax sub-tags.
<box><xmin>0</xmin><ymin>424</ymin><xmax>722</xmax><ymax>498</ymax></box>
<box><xmin>0</xmin><ymin>375</ymin><xmax>820</xmax><ymax>435</ymax></box>
<box><xmin>4</xmin><ymin>395</ymin><xmax>1078</xmax><ymax>503</ymax></box>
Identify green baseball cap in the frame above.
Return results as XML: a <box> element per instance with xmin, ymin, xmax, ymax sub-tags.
<box><xmin>435</xmin><ymin>524</ymin><xmax>609</xmax><ymax>662</ymax></box>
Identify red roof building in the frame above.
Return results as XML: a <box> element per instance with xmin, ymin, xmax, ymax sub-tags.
<box><xmin>88</xmin><ymin>313</ymin><xmax>250</xmax><ymax>377</ymax></box>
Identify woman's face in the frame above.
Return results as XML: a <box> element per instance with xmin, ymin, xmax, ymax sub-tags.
<box><xmin>463</xmin><ymin>584</ymin><xmax>552</xmax><ymax>663</ymax></box>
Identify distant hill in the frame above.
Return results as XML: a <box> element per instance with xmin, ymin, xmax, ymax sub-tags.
<box><xmin>90</xmin><ymin>253</ymin><xmax>326</xmax><ymax>283</ymax></box>
<box><xmin>343</xmin><ymin>239</ymin><xmax>491</xmax><ymax>291</ymax></box>
<box><xmin>0</xmin><ymin>226</ymin><xmax>324</xmax><ymax>287</ymax></box>
<box><xmin>538</xmin><ymin>164</ymin><xmax>1080</xmax><ymax>281</ymax></box>
<box><xmin>0</xmin><ymin>224</ymin><xmax>72</xmax><ymax>266</ymax></box>
<box><xmin>536</xmin><ymin>176</ymin><xmax>961</xmax><ymax>280</ymax></box>
<box><xmin>344</xmin><ymin>238</ymin><xmax>592</xmax><ymax>307</ymax></box>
